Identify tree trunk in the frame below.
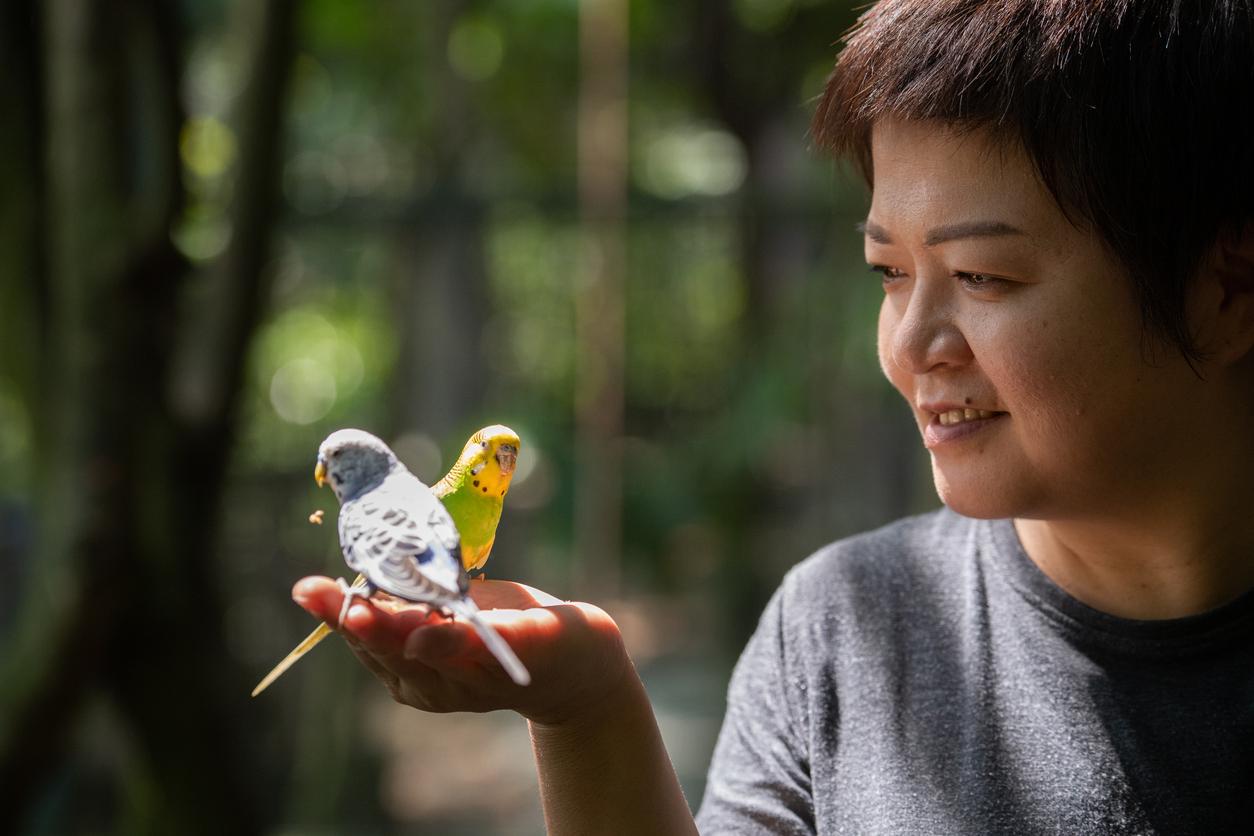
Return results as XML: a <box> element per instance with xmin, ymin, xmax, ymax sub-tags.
<box><xmin>573</xmin><ymin>0</ymin><xmax>628</xmax><ymax>599</ymax></box>
<box><xmin>393</xmin><ymin>0</ymin><xmax>489</xmax><ymax>445</ymax></box>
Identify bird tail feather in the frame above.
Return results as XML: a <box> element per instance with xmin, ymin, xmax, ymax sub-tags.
<box><xmin>450</xmin><ymin>600</ymin><xmax>531</xmax><ymax>686</ymax></box>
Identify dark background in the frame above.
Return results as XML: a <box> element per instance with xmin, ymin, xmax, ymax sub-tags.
<box><xmin>0</xmin><ymin>0</ymin><xmax>935</xmax><ymax>832</ymax></box>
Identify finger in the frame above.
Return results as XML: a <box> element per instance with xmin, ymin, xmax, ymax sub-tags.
<box><xmin>401</xmin><ymin>616</ymin><xmax>528</xmax><ymax>682</ymax></box>
<box><xmin>294</xmin><ymin>577</ymin><xmax>441</xmax><ymax>650</ymax></box>
<box><xmin>292</xmin><ymin>575</ymin><xmax>361</xmax><ymax>626</ymax></box>
<box><xmin>403</xmin><ymin>622</ymin><xmax>472</xmax><ymax>663</ymax></box>
<box><xmin>400</xmin><ymin>623</ymin><xmax>524</xmax><ymax>693</ymax></box>
<box><xmin>341</xmin><ymin>599</ymin><xmax>442</xmax><ymax>654</ymax></box>
<box><xmin>400</xmin><ymin>600</ymin><xmax>612</xmax><ymax>669</ymax></box>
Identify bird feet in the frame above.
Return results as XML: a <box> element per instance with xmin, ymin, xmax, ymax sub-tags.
<box><xmin>336</xmin><ymin>577</ymin><xmax>372</xmax><ymax>627</ymax></box>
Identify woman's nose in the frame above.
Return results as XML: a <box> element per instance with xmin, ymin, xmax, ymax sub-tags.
<box><xmin>886</xmin><ymin>282</ymin><xmax>972</xmax><ymax>374</ymax></box>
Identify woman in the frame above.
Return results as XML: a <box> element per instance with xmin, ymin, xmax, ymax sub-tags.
<box><xmin>294</xmin><ymin>1</ymin><xmax>1254</xmax><ymax>832</ymax></box>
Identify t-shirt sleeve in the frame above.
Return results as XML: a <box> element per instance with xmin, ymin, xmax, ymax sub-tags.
<box><xmin>695</xmin><ymin>575</ymin><xmax>815</xmax><ymax>834</ymax></box>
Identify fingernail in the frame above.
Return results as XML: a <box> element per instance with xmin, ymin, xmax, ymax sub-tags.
<box><xmin>292</xmin><ymin>578</ymin><xmax>318</xmax><ymax>606</ymax></box>
<box><xmin>345</xmin><ymin>603</ymin><xmax>371</xmax><ymax>627</ymax></box>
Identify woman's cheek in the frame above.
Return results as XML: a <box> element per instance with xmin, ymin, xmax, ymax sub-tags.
<box><xmin>877</xmin><ymin>297</ymin><xmax>909</xmax><ymax>397</ymax></box>
<box><xmin>989</xmin><ymin>319</ymin><xmax>1096</xmax><ymax>473</ymax></box>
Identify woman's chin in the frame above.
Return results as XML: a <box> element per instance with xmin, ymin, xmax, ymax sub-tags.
<box><xmin>933</xmin><ymin>470</ymin><xmax>1028</xmax><ymax>520</ymax></box>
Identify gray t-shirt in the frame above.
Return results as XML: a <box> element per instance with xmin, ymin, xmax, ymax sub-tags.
<box><xmin>696</xmin><ymin>508</ymin><xmax>1254</xmax><ymax>835</ymax></box>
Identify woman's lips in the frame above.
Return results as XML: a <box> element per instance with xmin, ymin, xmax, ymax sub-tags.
<box><xmin>922</xmin><ymin>410</ymin><xmax>1008</xmax><ymax>448</ymax></box>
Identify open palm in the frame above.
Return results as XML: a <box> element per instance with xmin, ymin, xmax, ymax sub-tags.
<box><xmin>292</xmin><ymin>576</ymin><xmax>629</xmax><ymax>724</ymax></box>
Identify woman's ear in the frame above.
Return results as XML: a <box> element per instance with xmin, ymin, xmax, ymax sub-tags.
<box><xmin>1191</xmin><ymin>224</ymin><xmax>1254</xmax><ymax>365</ymax></box>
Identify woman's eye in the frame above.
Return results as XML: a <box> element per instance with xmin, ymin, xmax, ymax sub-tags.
<box><xmin>955</xmin><ymin>271</ymin><xmax>1006</xmax><ymax>289</ymax></box>
<box><xmin>868</xmin><ymin>264</ymin><xmax>905</xmax><ymax>282</ymax></box>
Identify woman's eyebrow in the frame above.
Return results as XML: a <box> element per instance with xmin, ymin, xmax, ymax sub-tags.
<box><xmin>856</xmin><ymin>220</ymin><xmax>892</xmax><ymax>243</ymax></box>
<box><xmin>857</xmin><ymin>219</ymin><xmax>1027</xmax><ymax>247</ymax></box>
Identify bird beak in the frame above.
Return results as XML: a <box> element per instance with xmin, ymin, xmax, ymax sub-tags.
<box><xmin>314</xmin><ymin>459</ymin><xmax>327</xmax><ymax>487</ymax></box>
<box><xmin>496</xmin><ymin>445</ymin><xmax>517</xmax><ymax>476</ymax></box>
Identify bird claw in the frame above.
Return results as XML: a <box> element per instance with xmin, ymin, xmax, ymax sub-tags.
<box><xmin>336</xmin><ymin>577</ymin><xmax>369</xmax><ymax>628</ymax></box>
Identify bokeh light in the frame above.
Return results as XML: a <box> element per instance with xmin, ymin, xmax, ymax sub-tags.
<box><xmin>636</xmin><ymin>124</ymin><xmax>748</xmax><ymax>199</ymax></box>
<box><xmin>448</xmin><ymin>14</ymin><xmax>506</xmax><ymax>81</ymax></box>
<box><xmin>269</xmin><ymin>357</ymin><xmax>338</xmax><ymax>424</ymax></box>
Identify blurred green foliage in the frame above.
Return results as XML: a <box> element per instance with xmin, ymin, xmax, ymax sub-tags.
<box><xmin>1</xmin><ymin>0</ymin><xmax>938</xmax><ymax>832</ymax></box>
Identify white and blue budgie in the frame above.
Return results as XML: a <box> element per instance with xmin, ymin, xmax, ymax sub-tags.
<box><xmin>314</xmin><ymin>428</ymin><xmax>531</xmax><ymax>686</ymax></box>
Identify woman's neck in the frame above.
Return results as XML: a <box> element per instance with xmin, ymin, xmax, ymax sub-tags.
<box><xmin>1014</xmin><ymin>489</ymin><xmax>1254</xmax><ymax>620</ymax></box>
<box><xmin>1014</xmin><ymin>381</ymin><xmax>1254</xmax><ymax>620</ymax></box>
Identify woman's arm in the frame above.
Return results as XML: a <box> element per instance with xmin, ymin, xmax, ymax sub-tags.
<box><xmin>529</xmin><ymin>664</ymin><xmax>697</xmax><ymax>835</ymax></box>
<box><xmin>291</xmin><ymin>576</ymin><xmax>697</xmax><ymax>834</ymax></box>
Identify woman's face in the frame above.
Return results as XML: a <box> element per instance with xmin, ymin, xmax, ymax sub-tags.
<box><xmin>868</xmin><ymin>119</ymin><xmax>1207</xmax><ymax>520</ymax></box>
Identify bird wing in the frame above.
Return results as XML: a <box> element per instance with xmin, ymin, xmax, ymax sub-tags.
<box><xmin>339</xmin><ymin>473</ymin><xmax>468</xmax><ymax>604</ymax></box>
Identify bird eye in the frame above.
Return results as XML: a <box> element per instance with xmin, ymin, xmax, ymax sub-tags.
<box><xmin>480</xmin><ymin>440</ymin><xmax>488</xmax><ymax>449</ymax></box>
<box><xmin>330</xmin><ymin>449</ymin><xmax>341</xmax><ymax>458</ymax></box>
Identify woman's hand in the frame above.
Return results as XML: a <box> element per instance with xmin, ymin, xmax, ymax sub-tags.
<box><xmin>291</xmin><ymin>576</ymin><xmax>629</xmax><ymax>725</ymax></box>
<box><xmin>294</xmin><ymin>576</ymin><xmax>698</xmax><ymax>835</ymax></box>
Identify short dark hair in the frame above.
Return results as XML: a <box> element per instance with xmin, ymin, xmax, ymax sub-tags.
<box><xmin>812</xmin><ymin>0</ymin><xmax>1254</xmax><ymax>362</ymax></box>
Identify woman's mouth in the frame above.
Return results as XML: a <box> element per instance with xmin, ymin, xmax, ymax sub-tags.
<box><xmin>937</xmin><ymin>408</ymin><xmax>998</xmax><ymax>426</ymax></box>
<box><xmin>924</xmin><ymin>408</ymin><xmax>1007</xmax><ymax>447</ymax></box>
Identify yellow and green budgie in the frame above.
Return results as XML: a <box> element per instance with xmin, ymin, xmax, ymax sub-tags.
<box><xmin>250</xmin><ymin>424</ymin><xmax>521</xmax><ymax>697</ymax></box>
<box><xmin>433</xmin><ymin>424</ymin><xmax>520</xmax><ymax>574</ymax></box>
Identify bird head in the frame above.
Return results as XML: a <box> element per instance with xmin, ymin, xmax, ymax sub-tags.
<box><xmin>458</xmin><ymin>424</ymin><xmax>521</xmax><ymax>499</ymax></box>
<box><xmin>315</xmin><ymin>428</ymin><xmax>400</xmax><ymax>504</ymax></box>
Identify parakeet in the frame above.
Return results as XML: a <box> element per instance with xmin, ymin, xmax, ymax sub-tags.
<box><xmin>251</xmin><ymin>425</ymin><xmax>522</xmax><ymax>697</ymax></box>
<box><xmin>432</xmin><ymin>424</ymin><xmax>521</xmax><ymax>576</ymax></box>
<box><xmin>251</xmin><ymin>428</ymin><xmax>529</xmax><ymax>696</ymax></box>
